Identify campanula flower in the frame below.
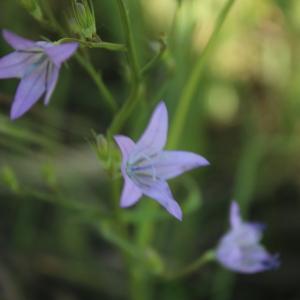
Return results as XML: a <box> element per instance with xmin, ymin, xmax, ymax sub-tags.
<box><xmin>114</xmin><ymin>101</ymin><xmax>209</xmax><ymax>221</ymax></box>
<box><xmin>216</xmin><ymin>201</ymin><xmax>279</xmax><ymax>273</ymax></box>
<box><xmin>0</xmin><ymin>30</ymin><xmax>78</xmax><ymax>119</ymax></box>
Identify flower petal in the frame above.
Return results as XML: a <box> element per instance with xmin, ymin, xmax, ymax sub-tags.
<box><xmin>120</xmin><ymin>176</ymin><xmax>143</xmax><ymax>207</ymax></box>
<box><xmin>10</xmin><ymin>61</ymin><xmax>47</xmax><ymax>119</ymax></box>
<box><xmin>152</xmin><ymin>150</ymin><xmax>209</xmax><ymax>180</ymax></box>
<box><xmin>45</xmin><ymin>43</ymin><xmax>79</xmax><ymax>66</ymax></box>
<box><xmin>44</xmin><ymin>63</ymin><xmax>60</xmax><ymax>105</ymax></box>
<box><xmin>114</xmin><ymin>135</ymin><xmax>136</xmax><ymax>172</ymax></box>
<box><xmin>230</xmin><ymin>201</ymin><xmax>242</xmax><ymax>228</ymax></box>
<box><xmin>0</xmin><ymin>51</ymin><xmax>36</xmax><ymax>79</ymax></box>
<box><xmin>239</xmin><ymin>245</ymin><xmax>279</xmax><ymax>273</ymax></box>
<box><xmin>133</xmin><ymin>101</ymin><xmax>168</xmax><ymax>158</ymax></box>
<box><xmin>134</xmin><ymin>176</ymin><xmax>182</xmax><ymax>220</ymax></box>
<box><xmin>2</xmin><ymin>30</ymin><xmax>35</xmax><ymax>50</ymax></box>
<box><xmin>217</xmin><ymin>243</ymin><xmax>279</xmax><ymax>274</ymax></box>
<box><xmin>216</xmin><ymin>201</ymin><xmax>279</xmax><ymax>274</ymax></box>
<box><xmin>114</xmin><ymin>135</ymin><xmax>136</xmax><ymax>161</ymax></box>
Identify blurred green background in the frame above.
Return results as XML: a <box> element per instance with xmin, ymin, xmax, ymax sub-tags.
<box><xmin>0</xmin><ymin>0</ymin><xmax>299</xmax><ymax>299</ymax></box>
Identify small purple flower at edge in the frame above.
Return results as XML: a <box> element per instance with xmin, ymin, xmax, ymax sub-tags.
<box><xmin>216</xmin><ymin>201</ymin><xmax>280</xmax><ymax>274</ymax></box>
<box><xmin>114</xmin><ymin>101</ymin><xmax>209</xmax><ymax>221</ymax></box>
<box><xmin>0</xmin><ymin>30</ymin><xmax>78</xmax><ymax>119</ymax></box>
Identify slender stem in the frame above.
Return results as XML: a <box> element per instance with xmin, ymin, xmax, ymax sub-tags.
<box><xmin>116</xmin><ymin>0</ymin><xmax>140</xmax><ymax>82</ymax></box>
<box><xmin>41</xmin><ymin>1</ymin><xmax>65</xmax><ymax>33</ymax></box>
<box><xmin>76</xmin><ymin>53</ymin><xmax>118</xmax><ymax>112</ymax></box>
<box><xmin>107</xmin><ymin>0</ymin><xmax>144</xmax><ymax>135</ymax></box>
<box><xmin>164</xmin><ymin>250</ymin><xmax>216</xmax><ymax>281</ymax></box>
<box><xmin>56</xmin><ymin>37</ymin><xmax>127</xmax><ymax>52</ymax></box>
<box><xmin>168</xmin><ymin>0</ymin><xmax>236</xmax><ymax>148</ymax></box>
<box><xmin>107</xmin><ymin>84</ymin><xmax>143</xmax><ymax>135</ymax></box>
<box><xmin>23</xmin><ymin>188</ymin><xmax>107</xmax><ymax>221</ymax></box>
<box><xmin>140</xmin><ymin>39</ymin><xmax>167</xmax><ymax>76</ymax></box>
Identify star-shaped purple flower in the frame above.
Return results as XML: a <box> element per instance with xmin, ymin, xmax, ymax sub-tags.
<box><xmin>216</xmin><ymin>201</ymin><xmax>280</xmax><ymax>273</ymax></box>
<box><xmin>0</xmin><ymin>30</ymin><xmax>78</xmax><ymax>119</ymax></box>
<box><xmin>114</xmin><ymin>101</ymin><xmax>209</xmax><ymax>221</ymax></box>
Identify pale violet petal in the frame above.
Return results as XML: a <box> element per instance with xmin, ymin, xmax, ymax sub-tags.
<box><xmin>217</xmin><ymin>241</ymin><xmax>279</xmax><ymax>274</ymax></box>
<box><xmin>114</xmin><ymin>135</ymin><xmax>143</xmax><ymax>207</ymax></box>
<box><xmin>133</xmin><ymin>101</ymin><xmax>168</xmax><ymax>158</ymax></box>
<box><xmin>10</xmin><ymin>61</ymin><xmax>47</xmax><ymax>119</ymax></box>
<box><xmin>114</xmin><ymin>135</ymin><xmax>136</xmax><ymax>172</ymax></box>
<box><xmin>216</xmin><ymin>237</ymin><xmax>242</xmax><ymax>271</ymax></box>
<box><xmin>0</xmin><ymin>52</ymin><xmax>36</xmax><ymax>79</ymax></box>
<box><xmin>216</xmin><ymin>202</ymin><xmax>280</xmax><ymax>274</ymax></box>
<box><xmin>45</xmin><ymin>43</ymin><xmax>78</xmax><ymax>66</ymax></box>
<box><xmin>230</xmin><ymin>201</ymin><xmax>242</xmax><ymax>228</ymax></box>
<box><xmin>120</xmin><ymin>175</ymin><xmax>143</xmax><ymax>207</ymax></box>
<box><xmin>2</xmin><ymin>30</ymin><xmax>35</xmax><ymax>50</ymax></box>
<box><xmin>114</xmin><ymin>135</ymin><xmax>136</xmax><ymax>161</ymax></box>
<box><xmin>235</xmin><ymin>223</ymin><xmax>264</xmax><ymax>245</ymax></box>
<box><xmin>44</xmin><ymin>63</ymin><xmax>60</xmax><ymax>105</ymax></box>
<box><xmin>152</xmin><ymin>150</ymin><xmax>209</xmax><ymax>180</ymax></box>
<box><xmin>238</xmin><ymin>244</ymin><xmax>279</xmax><ymax>273</ymax></box>
<box><xmin>134</xmin><ymin>176</ymin><xmax>182</xmax><ymax>221</ymax></box>
<box><xmin>36</xmin><ymin>41</ymin><xmax>53</xmax><ymax>49</ymax></box>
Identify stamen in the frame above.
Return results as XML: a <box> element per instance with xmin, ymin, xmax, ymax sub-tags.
<box><xmin>127</xmin><ymin>153</ymin><xmax>157</xmax><ymax>181</ymax></box>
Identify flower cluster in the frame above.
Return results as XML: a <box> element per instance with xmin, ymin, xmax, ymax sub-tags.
<box><xmin>0</xmin><ymin>27</ymin><xmax>279</xmax><ymax>276</ymax></box>
<box><xmin>115</xmin><ymin>103</ymin><xmax>279</xmax><ymax>273</ymax></box>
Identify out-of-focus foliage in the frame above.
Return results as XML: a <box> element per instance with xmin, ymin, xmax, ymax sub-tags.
<box><xmin>0</xmin><ymin>0</ymin><xmax>299</xmax><ymax>300</ymax></box>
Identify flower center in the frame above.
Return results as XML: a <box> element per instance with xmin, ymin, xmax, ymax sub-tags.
<box><xmin>126</xmin><ymin>153</ymin><xmax>157</xmax><ymax>181</ymax></box>
<box><xmin>24</xmin><ymin>53</ymin><xmax>48</xmax><ymax>77</ymax></box>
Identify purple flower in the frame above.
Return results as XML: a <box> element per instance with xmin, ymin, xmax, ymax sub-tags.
<box><xmin>0</xmin><ymin>30</ymin><xmax>78</xmax><ymax>119</ymax></box>
<box><xmin>114</xmin><ymin>101</ymin><xmax>209</xmax><ymax>221</ymax></box>
<box><xmin>216</xmin><ymin>201</ymin><xmax>280</xmax><ymax>273</ymax></box>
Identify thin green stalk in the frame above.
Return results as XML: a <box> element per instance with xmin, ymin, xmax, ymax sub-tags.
<box><xmin>116</xmin><ymin>0</ymin><xmax>140</xmax><ymax>82</ymax></box>
<box><xmin>107</xmin><ymin>84</ymin><xmax>143</xmax><ymax>135</ymax></box>
<box><xmin>56</xmin><ymin>37</ymin><xmax>127</xmax><ymax>52</ymax></box>
<box><xmin>106</xmin><ymin>0</ymin><xmax>146</xmax><ymax>135</ymax></box>
<box><xmin>164</xmin><ymin>250</ymin><xmax>216</xmax><ymax>281</ymax></box>
<box><xmin>40</xmin><ymin>1</ymin><xmax>65</xmax><ymax>33</ymax></box>
<box><xmin>168</xmin><ymin>0</ymin><xmax>236</xmax><ymax>148</ymax></box>
<box><xmin>22</xmin><ymin>188</ymin><xmax>107</xmax><ymax>221</ymax></box>
<box><xmin>212</xmin><ymin>118</ymin><xmax>267</xmax><ymax>300</ymax></box>
<box><xmin>76</xmin><ymin>53</ymin><xmax>118</xmax><ymax>112</ymax></box>
<box><xmin>140</xmin><ymin>39</ymin><xmax>167</xmax><ymax>76</ymax></box>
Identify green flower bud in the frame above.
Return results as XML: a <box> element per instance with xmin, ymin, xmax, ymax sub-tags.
<box><xmin>18</xmin><ymin>0</ymin><xmax>43</xmax><ymax>22</ymax></box>
<box><xmin>41</xmin><ymin>163</ymin><xmax>58</xmax><ymax>189</ymax></box>
<box><xmin>91</xmin><ymin>132</ymin><xmax>120</xmax><ymax>178</ymax></box>
<box><xmin>1</xmin><ymin>166</ymin><xmax>20</xmax><ymax>193</ymax></box>
<box><xmin>69</xmin><ymin>0</ymin><xmax>97</xmax><ymax>40</ymax></box>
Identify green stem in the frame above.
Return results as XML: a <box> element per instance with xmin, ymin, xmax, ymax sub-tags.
<box><xmin>76</xmin><ymin>53</ymin><xmax>118</xmax><ymax>112</ymax></box>
<box><xmin>41</xmin><ymin>1</ymin><xmax>65</xmax><ymax>34</ymax></box>
<box><xmin>107</xmin><ymin>0</ymin><xmax>144</xmax><ymax>135</ymax></box>
<box><xmin>22</xmin><ymin>188</ymin><xmax>107</xmax><ymax>221</ymax></box>
<box><xmin>107</xmin><ymin>84</ymin><xmax>143</xmax><ymax>135</ymax></box>
<box><xmin>140</xmin><ymin>39</ymin><xmax>167</xmax><ymax>76</ymax></box>
<box><xmin>56</xmin><ymin>37</ymin><xmax>127</xmax><ymax>52</ymax></box>
<box><xmin>168</xmin><ymin>0</ymin><xmax>236</xmax><ymax>148</ymax></box>
<box><xmin>116</xmin><ymin>0</ymin><xmax>140</xmax><ymax>82</ymax></box>
<box><xmin>165</xmin><ymin>250</ymin><xmax>216</xmax><ymax>281</ymax></box>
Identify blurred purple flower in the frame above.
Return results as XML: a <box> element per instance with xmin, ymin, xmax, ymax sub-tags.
<box><xmin>216</xmin><ymin>201</ymin><xmax>280</xmax><ymax>273</ymax></box>
<box><xmin>114</xmin><ymin>101</ymin><xmax>209</xmax><ymax>221</ymax></box>
<box><xmin>0</xmin><ymin>30</ymin><xmax>78</xmax><ymax>119</ymax></box>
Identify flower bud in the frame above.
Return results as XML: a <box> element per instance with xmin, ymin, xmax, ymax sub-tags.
<box><xmin>92</xmin><ymin>133</ymin><xmax>120</xmax><ymax>178</ymax></box>
<box><xmin>69</xmin><ymin>0</ymin><xmax>97</xmax><ymax>40</ymax></box>
<box><xmin>18</xmin><ymin>0</ymin><xmax>43</xmax><ymax>22</ymax></box>
<box><xmin>1</xmin><ymin>166</ymin><xmax>20</xmax><ymax>193</ymax></box>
